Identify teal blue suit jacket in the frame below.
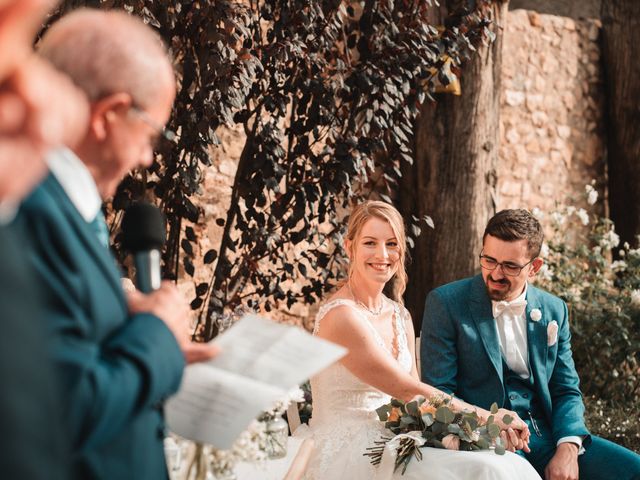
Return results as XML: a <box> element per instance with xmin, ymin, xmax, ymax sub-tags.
<box><xmin>16</xmin><ymin>174</ymin><xmax>185</xmax><ymax>479</ymax></box>
<box><xmin>420</xmin><ymin>275</ymin><xmax>589</xmax><ymax>443</ymax></box>
<box><xmin>0</xmin><ymin>224</ymin><xmax>69</xmax><ymax>479</ymax></box>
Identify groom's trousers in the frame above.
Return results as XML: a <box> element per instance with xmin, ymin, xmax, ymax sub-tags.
<box><xmin>520</xmin><ymin>417</ymin><xmax>640</xmax><ymax>480</ymax></box>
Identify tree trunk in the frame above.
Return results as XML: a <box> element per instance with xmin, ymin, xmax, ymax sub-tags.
<box><xmin>601</xmin><ymin>0</ymin><xmax>640</xmax><ymax>248</ymax></box>
<box><xmin>399</xmin><ymin>1</ymin><xmax>508</xmax><ymax>329</ymax></box>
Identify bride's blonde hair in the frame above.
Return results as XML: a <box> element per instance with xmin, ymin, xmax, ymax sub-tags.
<box><xmin>344</xmin><ymin>200</ymin><xmax>408</xmax><ymax>303</ymax></box>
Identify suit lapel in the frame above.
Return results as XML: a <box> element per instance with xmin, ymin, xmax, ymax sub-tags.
<box><xmin>44</xmin><ymin>175</ymin><xmax>125</xmax><ymax>310</ymax></box>
<box><xmin>525</xmin><ymin>286</ymin><xmax>548</xmax><ymax>385</ymax></box>
<box><xmin>469</xmin><ymin>275</ymin><xmax>504</xmax><ymax>383</ymax></box>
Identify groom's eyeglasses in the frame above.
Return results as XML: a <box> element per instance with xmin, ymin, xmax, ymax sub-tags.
<box><xmin>479</xmin><ymin>253</ymin><xmax>535</xmax><ymax>277</ymax></box>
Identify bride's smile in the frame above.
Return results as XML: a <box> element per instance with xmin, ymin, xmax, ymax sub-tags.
<box><xmin>348</xmin><ymin>216</ymin><xmax>400</xmax><ymax>285</ymax></box>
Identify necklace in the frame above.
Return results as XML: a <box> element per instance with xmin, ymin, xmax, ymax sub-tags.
<box><xmin>347</xmin><ymin>282</ymin><xmax>384</xmax><ymax>316</ymax></box>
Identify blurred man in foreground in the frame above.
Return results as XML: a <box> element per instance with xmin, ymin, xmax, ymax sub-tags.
<box><xmin>0</xmin><ymin>0</ymin><xmax>89</xmax><ymax>478</ymax></box>
<box><xmin>15</xmin><ymin>8</ymin><xmax>216</xmax><ymax>479</ymax></box>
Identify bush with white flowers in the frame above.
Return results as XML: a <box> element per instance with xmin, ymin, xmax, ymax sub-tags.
<box><xmin>535</xmin><ymin>184</ymin><xmax>640</xmax><ymax>451</ymax></box>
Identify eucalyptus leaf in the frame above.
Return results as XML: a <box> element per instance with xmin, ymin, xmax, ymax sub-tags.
<box><xmin>435</xmin><ymin>406</ymin><xmax>456</xmax><ymax>424</ymax></box>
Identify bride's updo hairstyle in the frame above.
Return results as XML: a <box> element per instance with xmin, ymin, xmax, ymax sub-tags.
<box><xmin>345</xmin><ymin>200</ymin><xmax>408</xmax><ymax>303</ymax></box>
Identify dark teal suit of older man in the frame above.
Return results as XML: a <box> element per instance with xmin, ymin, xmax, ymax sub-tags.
<box><xmin>15</xmin><ymin>174</ymin><xmax>185</xmax><ymax>480</ymax></box>
<box><xmin>421</xmin><ymin>275</ymin><xmax>640</xmax><ymax>479</ymax></box>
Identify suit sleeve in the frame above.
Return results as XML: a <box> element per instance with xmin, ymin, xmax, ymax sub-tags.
<box><xmin>420</xmin><ymin>289</ymin><xmax>457</xmax><ymax>395</ymax></box>
<box><xmin>548</xmin><ymin>300</ymin><xmax>589</xmax><ymax>443</ymax></box>
<box><xmin>19</xmin><ymin>205</ymin><xmax>185</xmax><ymax>452</ymax></box>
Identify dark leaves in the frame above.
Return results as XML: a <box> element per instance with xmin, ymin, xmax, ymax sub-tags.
<box><xmin>204</xmin><ymin>249</ymin><xmax>218</xmax><ymax>264</ymax></box>
<box><xmin>92</xmin><ymin>0</ymin><xmax>495</xmax><ymax>337</ymax></box>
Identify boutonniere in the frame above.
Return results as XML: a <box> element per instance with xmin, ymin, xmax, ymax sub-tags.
<box><xmin>547</xmin><ymin>321</ymin><xmax>559</xmax><ymax>346</ymax></box>
<box><xmin>530</xmin><ymin>308</ymin><xmax>542</xmax><ymax>322</ymax></box>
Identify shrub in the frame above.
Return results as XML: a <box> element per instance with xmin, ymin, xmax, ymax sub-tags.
<box><xmin>535</xmin><ymin>184</ymin><xmax>640</xmax><ymax>442</ymax></box>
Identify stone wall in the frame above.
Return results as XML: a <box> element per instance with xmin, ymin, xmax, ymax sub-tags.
<box><xmin>496</xmin><ymin>9</ymin><xmax>605</xmax><ymax>213</ymax></box>
<box><xmin>510</xmin><ymin>0</ymin><xmax>601</xmax><ymax>20</ymax></box>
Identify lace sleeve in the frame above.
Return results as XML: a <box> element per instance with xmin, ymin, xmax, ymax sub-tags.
<box><xmin>313</xmin><ymin>299</ymin><xmax>356</xmax><ymax>335</ymax></box>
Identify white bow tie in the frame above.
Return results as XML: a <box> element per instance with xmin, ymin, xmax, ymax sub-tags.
<box><xmin>492</xmin><ymin>299</ymin><xmax>527</xmax><ymax>318</ymax></box>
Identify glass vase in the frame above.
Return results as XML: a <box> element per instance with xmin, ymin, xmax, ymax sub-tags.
<box><xmin>265</xmin><ymin>416</ymin><xmax>288</xmax><ymax>459</ymax></box>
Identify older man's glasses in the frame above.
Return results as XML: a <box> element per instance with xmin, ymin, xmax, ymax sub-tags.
<box><xmin>479</xmin><ymin>253</ymin><xmax>535</xmax><ymax>277</ymax></box>
<box><xmin>129</xmin><ymin>106</ymin><xmax>176</xmax><ymax>143</ymax></box>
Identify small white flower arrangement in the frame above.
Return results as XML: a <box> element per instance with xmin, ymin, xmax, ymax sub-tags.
<box><xmin>530</xmin><ymin>308</ymin><xmax>542</xmax><ymax>322</ymax></box>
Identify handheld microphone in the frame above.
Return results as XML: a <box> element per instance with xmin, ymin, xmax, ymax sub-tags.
<box><xmin>121</xmin><ymin>202</ymin><xmax>166</xmax><ymax>293</ymax></box>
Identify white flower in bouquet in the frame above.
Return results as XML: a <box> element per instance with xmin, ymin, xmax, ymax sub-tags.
<box><xmin>467</xmin><ymin>430</ymin><xmax>480</xmax><ymax>443</ymax></box>
<box><xmin>441</xmin><ymin>434</ymin><xmax>461</xmax><ymax>450</ymax></box>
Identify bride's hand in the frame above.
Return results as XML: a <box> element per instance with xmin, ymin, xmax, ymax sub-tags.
<box><xmin>494</xmin><ymin>408</ymin><xmax>527</xmax><ymax>431</ymax></box>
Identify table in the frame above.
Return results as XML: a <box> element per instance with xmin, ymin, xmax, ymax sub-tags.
<box><xmin>167</xmin><ymin>436</ymin><xmax>314</xmax><ymax>480</ymax></box>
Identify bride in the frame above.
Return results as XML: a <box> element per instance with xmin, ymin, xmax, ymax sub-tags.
<box><xmin>297</xmin><ymin>200</ymin><xmax>541</xmax><ymax>480</ymax></box>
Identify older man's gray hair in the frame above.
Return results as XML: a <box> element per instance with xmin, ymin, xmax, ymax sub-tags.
<box><xmin>38</xmin><ymin>8</ymin><xmax>174</xmax><ymax>109</ymax></box>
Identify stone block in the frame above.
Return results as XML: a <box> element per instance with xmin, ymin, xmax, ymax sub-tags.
<box><xmin>532</xmin><ymin>110</ymin><xmax>548</xmax><ymax>127</ymax></box>
<box><xmin>557</xmin><ymin>125</ymin><xmax>572</xmax><ymax>139</ymax></box>
<box><xmin>526</xmin><ymin>93</ymin><xmax>544</xmax><ymax>110</ymax></box>
<box><xmin>506</xmin><ymin>128</ymin><xmax>521</xmax><ymax>144</ymax></box>
<box><xmin>500</xmin><ymin>180</ymin><xmax>523</xmax><ymax>197</ymax></box>
<box><xmin>528</xmin><ymin>11</ymin><xmax>542</xmax><ymax>27</ymax></box>
<box><xmin>505</xmin><ymin>90</ymin><xmax>526</xmax><ymax>106</ymax></box>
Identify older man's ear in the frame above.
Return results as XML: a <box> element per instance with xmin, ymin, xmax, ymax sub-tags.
<box><xmin>87</xmin><ymin>92</ymin><xmax>132</xmax><ymax>142</ymax></box>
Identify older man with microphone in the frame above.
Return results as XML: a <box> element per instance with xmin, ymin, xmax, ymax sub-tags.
<box><xmin>15</xmin><ymin>8</ymin><xmax>217</xmax><ymax>480</ymax></box>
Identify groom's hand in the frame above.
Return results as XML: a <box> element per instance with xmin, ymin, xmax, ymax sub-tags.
<box><xmin>500</xmin><ymin>428</ymin><xmax>531</xmax><ymax>453</ymax></box>
<box><xmin>544</xmin><ymin>443</ymin><xmax>579</xmax><ymax>480</ymax></box>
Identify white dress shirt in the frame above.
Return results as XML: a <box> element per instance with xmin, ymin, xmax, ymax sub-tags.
<box><xmin>492</xmin><ymin>286</ymin><xmax>530</xmax><ymax>379</ymax></box>
<box><xmin>492</xmin><ymin>283</ymin><xmax>583</xmax><ymax>452</ymax></box>
<box><xmin>46</xmin><ymin>147</ymin><xmax>102</xmax><ymax>221</ymax></box>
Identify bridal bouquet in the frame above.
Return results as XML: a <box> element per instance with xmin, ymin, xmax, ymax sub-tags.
<box><xmin>365</xmin><ymin>396</ymin><xmax>509</xmax><ymax>474</ymax></box>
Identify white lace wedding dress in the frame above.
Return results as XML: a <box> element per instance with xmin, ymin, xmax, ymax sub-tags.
<box><xmin>295</xmin><ymin>298</ymin><xmax>542</xmax><ymax>480</ymax></box>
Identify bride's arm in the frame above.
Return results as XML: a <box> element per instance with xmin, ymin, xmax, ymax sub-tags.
<box><xmin>317</xmin><ymin>305</ymin><xmax>527</xmax><ymax>432</ymax></box>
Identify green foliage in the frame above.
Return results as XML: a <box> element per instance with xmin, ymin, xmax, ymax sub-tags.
<box><xmin>536</xmin><ymin>185</ymin><xmax>640</xmax><ymax>409</ymax></box>
<box><xmin>367</xmin><ymin>395</ymin><xmax>507</xmax><ymax>473</ymax></box>
<box><xmin>55</xmin><ymin>0</ymin><xmax>497</xmax><ymax>340</ymax></box>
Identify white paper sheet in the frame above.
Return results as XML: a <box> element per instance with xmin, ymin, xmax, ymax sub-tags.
<box><xmin>165</xmin><ymin>314</ymin><xmax>346</xmax><ymax>449</ymax></box>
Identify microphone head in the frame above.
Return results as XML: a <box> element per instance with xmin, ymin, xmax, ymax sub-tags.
<box><xmin>121</xmin><ymin>202</ymin><xmax>166</xmax><ymax>252</ymax></box>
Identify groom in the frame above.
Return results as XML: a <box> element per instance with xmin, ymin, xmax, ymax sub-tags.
<box><xmin>420</xmin><ymin>209</ymin><xmax>640</xmax><ymax>480</ymax></box>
